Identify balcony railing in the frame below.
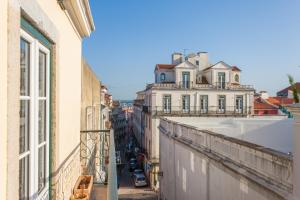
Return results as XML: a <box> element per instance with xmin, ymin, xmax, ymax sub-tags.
<box><xmin>148</xmin><ymin>106</ymin><xmax>251</xmax><ymax>116</ymax></box>
<box><xmin>80</xmin><ymin>129</ymin><xmax>118</xmax><ymax>199</ymax></box>
<box><xmin>146</xmin><ymin>82</ymin><xmax>254</xmax><ymax>90</ymax></box>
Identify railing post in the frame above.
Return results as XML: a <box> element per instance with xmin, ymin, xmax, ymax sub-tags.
<box><xmin>107</xmin><ymin>129</ymin><xmax>118</xmax><ymax>200</ymax></box>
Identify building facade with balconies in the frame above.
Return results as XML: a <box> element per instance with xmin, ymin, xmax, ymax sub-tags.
<box><xmin>141</xmin><ymin>51</ymin><xmax>255</xmax><ymax>189</ymax></box>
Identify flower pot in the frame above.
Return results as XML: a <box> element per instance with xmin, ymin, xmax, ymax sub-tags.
<box><xmin>73</xmin><ymin>175</ymin><xmax>93</xmax><ymax>200</ymax></box>
<box><xmin>71</xmin><ymin>192</ymin><xmax>88</xmax><ymax>200</ymax></box>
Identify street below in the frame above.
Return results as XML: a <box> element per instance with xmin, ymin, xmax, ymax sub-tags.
<box><xmin>116</xmin><ymin>132</ymin><xmax>158</xmax><ymax>200</ymax></box>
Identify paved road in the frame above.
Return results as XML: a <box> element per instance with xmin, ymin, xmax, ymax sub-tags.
<box><xmin>116</xmin><ymin>134</ymin><xmax>158</xmax><ymax>200</ymax></box>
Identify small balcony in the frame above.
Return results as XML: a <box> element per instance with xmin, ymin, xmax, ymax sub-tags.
<box><xmin>146</xmin><ymin>82</ymin><xmax>254</xmax><ymax>90</ymax></box>
<box><xmin>80</xmin><ymin>129</ymin><xmax>118</xmax><ymax>200</ymax></box>
<box><xmin>150</xmin><ymin>106</ymin><xmax>251</xmax><ymax>117</ymax></box>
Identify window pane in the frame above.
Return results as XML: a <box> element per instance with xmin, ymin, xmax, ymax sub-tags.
<box><xmin>20</xmin><ymin>39</ymin><xmax>30</xmax><ymax>96</ymax></box>
<box><xmin>38</xmin><ymin>145</ymin><xmax>46</xmax><ymax>192</ymax></box>
<box><xmin>20</xmin><ymin>100</ymin><xmax>30</xmax><ymax>154</ymax></box>
<box><xmin>19</xmin><ymin>156</ymin><xmax>30</xmax><ymax>200</ymax></box>
<box><xmin>39</xmin><ymin>51</ymin><xmax>47</xmax><ymax>97</ymax></box>
<box><xmin>38</xmin><ymin>100</ymin><xmax>46</xmax><ymax>143</ymax></box>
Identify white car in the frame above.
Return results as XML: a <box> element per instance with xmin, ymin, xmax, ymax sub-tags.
<box><xmin>134</xmin><ymin>174</ymin><xmax>147</xmax><ymax>187</ymax></box>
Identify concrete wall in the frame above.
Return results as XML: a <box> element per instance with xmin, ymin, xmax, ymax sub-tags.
<box><xmin>286</xmin><ymin>105</ymin><xmax>300</xmax><ymax>200</ymax></box>
<box><xmin>159</xmin><ymin>118</ymin><xmax>293</xmax><ymax>200</ymax></box>
<box><xmin>168</xmin><ymin>117</ymin><xmax>293</xmax><ymax>154</ymax></box>
<box><xmin>81</xmin><ymin>59</ymin><xmax>101</xmax><ymax>130</ymax></box>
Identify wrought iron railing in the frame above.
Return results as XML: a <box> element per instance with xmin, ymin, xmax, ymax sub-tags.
<box><xmin>148</xmin><ymin>106</ymin><xmax>251</xmax><ymax>116</ymax></box>
<box><xmin>146</xmin><ymin>81</ymin><xmax>254</xmax><ymax>90</ymax></box>
<box><xmin>80</xmin><ymin>129</ymin><xmax>110</xmax><ymax>184</ymax></box>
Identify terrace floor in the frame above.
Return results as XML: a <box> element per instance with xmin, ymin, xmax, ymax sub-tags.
<box><xmin>91</xmin><ymin>184</ymin><xmax>107</xmax><ymax>200</ymax></box>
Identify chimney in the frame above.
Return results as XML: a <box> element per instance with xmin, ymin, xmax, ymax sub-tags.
<box><xmin>172</xmin><ymin>53</ymin><xmax>183</xmax><ymax>65</ymax></box>
<box><xmin>197</xmin><ymin>52</ymin><xmax>209</xmax><ymax>69</ymax></box>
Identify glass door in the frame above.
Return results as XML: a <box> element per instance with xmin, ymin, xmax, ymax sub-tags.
<box><xmin>163</xmin><ymin>95</ymin><xmax>171</xmax><ymax>113</ymax></box>
<box><xmin>182</xmin><ymin>95</ymin><xmax>190</xmax><ymax>113</ymax></box>
<box><xmin>235</xmin><ymin>96</ymin><xmax>243</xmax><ymax>114</ymax></box>
<box><xmin>217</xmin><ymin>72</ymin><xmax>226</xmax><ymax>89</ymax></box>
<box><xmin>218</xmin><ymin>95</ymin><xmax>226</xmax><ymax>113</ymax></box>
<box><xmin>20</xmin><ymin>29</ymin><xmax>50</xmax><ymax>199</ymax></box>
<box><xmin>200</xmin><ymin>95</ymin><xmax>208</xmax><ymax>113</ymax></box>
<box><xmin>182</xmin><ymin>72</ymin><xmax>190</xmax><ymax>89</ymax></box>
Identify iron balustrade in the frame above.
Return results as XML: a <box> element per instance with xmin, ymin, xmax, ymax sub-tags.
<box><xmin>80</xmin><ymin>129</ymin><xmax>111</xmax><ymax>184</ymax></box>
<box><xmin>149</xmin><ymin>106</ymin><xmax>251</xmax><ymax>116</ymax></box>
<box><xmin>146</xmin><ymin>82</ymin><xmax>254</xmax><ymax>90</ymax></box>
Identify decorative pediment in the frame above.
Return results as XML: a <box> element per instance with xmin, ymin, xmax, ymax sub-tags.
<box><xmin>175</xmin><ymin>61</ymin><xmax>197</xmax><ymax>69</ymax></box>
<box><xmin>203</xmin><ymin>61</ymin><xmax>231</xmax><ymax>71</ymax></box>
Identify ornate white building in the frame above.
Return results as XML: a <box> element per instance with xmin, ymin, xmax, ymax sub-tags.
<box><xmin>141</xmin><ymin>52</ymin><xmax>255</xmax><ymax>189</ymax></box>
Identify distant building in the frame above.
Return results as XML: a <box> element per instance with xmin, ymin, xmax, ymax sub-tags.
<box><xmin>277</xmin><ymin>82</ymin><xmax>300</xmax><ymax>98</ymax></box>
<box><xmin>132</xmin><ymin>91</ymin><xmax>146</xmax><ymax>149</ymax></box>
<box><xmin>254</xmin><ymin>97</ymin><xmax>279</xmax><ymax>115</ymax></box>
<box><xmin>138</xmin><ymin>51</ymin><xmax>255</xmax><ymax>189</ymax></box>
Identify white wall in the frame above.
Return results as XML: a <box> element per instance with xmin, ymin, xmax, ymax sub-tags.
<box><xmin>160</xmin><ymin>125</ymin><xmax>289</xmax><ymax>200</ymax></box>
<box><xmin>155</xmin><ymin>70</ymin><xmax>175</xmax><ymax>83</ymax></box>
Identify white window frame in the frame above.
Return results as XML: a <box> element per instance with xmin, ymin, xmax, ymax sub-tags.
<box><xmin>19</xmin><ymin>29</ymin><xmax>50</xmax><ymax>200</ymax></box>
<box><xmin>235</xmin><ymin>95</ymin><xmax>244</xmax><ymax>114</ymax></box>
<box><xmin>162</xmin><ymin>95</ymin><xmax>171</xmax><ymax>113</ymax></box>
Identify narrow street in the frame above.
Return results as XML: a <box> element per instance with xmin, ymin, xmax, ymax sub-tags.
<box><xmin>116</xmin><ymin>132</ymin><xmax>158</xmax><ymax>200</ymax></box>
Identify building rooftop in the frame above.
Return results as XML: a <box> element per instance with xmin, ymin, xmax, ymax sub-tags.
<box><xmin>277</xmin><ymin>82</ymin><xmax>300</xmax><ymax>95</ymax></box>
<box><xmin>165</xmin><ymin>116</ymin><xmax>293</xmax><ymax>154</ymax></box>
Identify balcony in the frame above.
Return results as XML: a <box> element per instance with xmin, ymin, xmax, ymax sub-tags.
<box><xmin>80</xmin><ymin>129</ymin><xmax>118</xmax><ymax>200</ymax></box>
<box><xmin>146</xmin><ymin>82</ymin><xmax>254</xmax><ymax>90</ymax></box>
<box><xmin>149</xmin><ymin>106</ymin><xmax>251</xmax><ymax>117</ymax></box>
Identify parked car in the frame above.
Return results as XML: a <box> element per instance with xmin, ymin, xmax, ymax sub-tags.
<box><xmin>132</xmin><ymin>168</ymin><xmax>144</xmax><ymax>177</ymax></box>
<box><xmin>133</xmin><ymin>174</ymin><xmax>147</xmax><ymax>187</ymax></box>
<box><xmin>129</xmin><ymin>158</ymin><xmax>137</xmax><ymax>171</ymax></box>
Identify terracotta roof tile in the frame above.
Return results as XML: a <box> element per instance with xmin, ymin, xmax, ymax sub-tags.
<box><xmin>155</xmin><ymin>64</ymin><xmax>176</xmax><ymax>70</ymax></box>
<box><xmin>231</xmin><ymin>66</ymin><xmax>241</xmax><ymax>71</ymax></box>
<box><xmin>267</xmin><ymin>97</ymin><xmax>294</xmax><ymax>106</ymax></box>
<box><xmin>254</xmin><ymin>97</ymin><xmax>278</xmax><ymax>110</ymax></box>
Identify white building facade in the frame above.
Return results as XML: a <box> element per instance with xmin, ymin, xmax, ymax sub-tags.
<box><xmin>142</xmin><ymin>52</ymin><xmax>255</xmax><ymax>189</ymax></box>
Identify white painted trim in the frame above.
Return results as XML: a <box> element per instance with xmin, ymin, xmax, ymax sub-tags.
<box><xmin>19</xmin><ymin>29</ymin><xmax>50</xmax><ymax>200</ymax></box>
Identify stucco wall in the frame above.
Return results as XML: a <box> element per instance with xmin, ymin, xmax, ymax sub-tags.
<box><xmin>20</xmin><ymin>0</ymin><xmax>83</xmax><ymax>166</ymax></box>
<box><xmin>81</xmin><ymin>59</ymin><xmax>101</xmax><ymax>131</ymax></box>
<box><xmin>3</xmin><ymin>0</ymin><xmax>87</xmax><ymax>199</ymax></box>
<box><xmin>0</xmin><ymin>0</ymin><xmax>8</xmax><ymax>199</ymax></box>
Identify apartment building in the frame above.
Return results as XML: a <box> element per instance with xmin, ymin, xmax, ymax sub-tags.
<box><xmin>133</xmin><ymin>91</ymin><xmax>146</xmax><ymax>149</ymax></box>
<box><xmin>141</xmin><ymin>52</ymin><xmax>255</xmax><ymax>188</ymax></box>
<box><xmin>101</xmin><ymin>85</ymin><xmax>113</xmax><ymax>129</ymax></box>
<box><xmin>0</xmin><ymin>0</ymin><xmax>95</xmax><ymax>199</ymax></box>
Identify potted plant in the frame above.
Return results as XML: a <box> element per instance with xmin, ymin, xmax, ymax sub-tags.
<box><xmin>71</xmin><ymin>186</ymin><xmax>88</xmax><ymax>200</ymax></box>
<box><xmin>73</xmin><ymin>175</ymin><xmax>93</xmax><ymax>199</ymax></box>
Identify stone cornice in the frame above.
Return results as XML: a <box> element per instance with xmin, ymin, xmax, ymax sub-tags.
<box><xmin>58</xmin><ymin>0</ymin><xmax>95</xmax><ymax>38</ymax></box>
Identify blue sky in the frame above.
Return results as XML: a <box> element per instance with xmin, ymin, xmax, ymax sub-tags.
<box><xmin>83</xmin><ymin>0</ymin><xmax>300</xmax><ymax>100</ymax></box>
